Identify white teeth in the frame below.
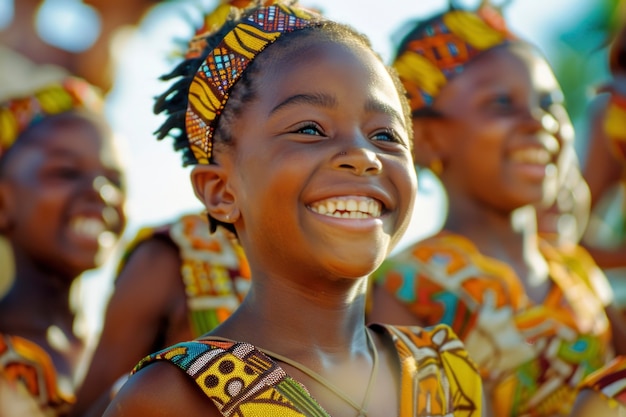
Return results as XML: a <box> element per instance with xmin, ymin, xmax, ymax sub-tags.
<box><xmin>309</xmin><ymin>196</ymin><xmax>382</xmax><ymax>218</ymax></box>
<box><xmin>510</xmin><ymin>148</ymin><xmax>551</xmax><ymax>165</ymax></box>
<box><xmin>71</xmin><ymin>217</ymin><xmax>106</xmax><ymax>239</ymax></box>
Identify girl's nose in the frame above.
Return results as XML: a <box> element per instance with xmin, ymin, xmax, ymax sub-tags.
<box><xmin>333</xmin><ymin>146</ymin><xmax>383</xmax><ymax>176</ymax></box>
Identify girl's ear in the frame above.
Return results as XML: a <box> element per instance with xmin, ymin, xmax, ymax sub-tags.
<box><xmin>190</xmin><ymin>164</ymin><xmax>240</xmax><ymax>224</ymax></box>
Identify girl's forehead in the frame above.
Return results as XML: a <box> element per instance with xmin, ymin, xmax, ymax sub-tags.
<box><xmin>12</xmin><ymin>115</ymin><xmax>121</xmax><ymax>165</ymax></box>
<box><xmin>457</xmin><ymin>45</ymin><xmax>555</xmax><ymax>87</ymax></box>
<box><xmin>260</xmin><ymin>38</ymin><xmax>391</xmax><ymax>94</ymax></box>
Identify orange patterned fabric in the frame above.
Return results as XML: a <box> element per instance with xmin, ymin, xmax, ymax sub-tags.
<box><xmin>0</xmin><ymin>334</ymin><xmax>74</xmax><ymax>415</ymax></box>
<box><xmin>373</xmin><ymin>231</ymin><xmax>613</xmax><ymax>416</ymax></box>
<box><xmin>133</xmin><ymin>324</ymin><xmax>482</xmax><ymax>416</ymax></box>
<box><xmin>118</xmin><ymin>214</ymin><xmax>250</xmax><ymax>337</ymax></box>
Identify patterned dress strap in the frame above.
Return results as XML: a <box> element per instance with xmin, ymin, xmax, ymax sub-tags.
<box><xmin>133</xmin><ymin>339</ymin><xmax>330</xmax><ymax>417</ymax></box>
<box><xmin>374</xmin><ymin>323</ymin><xmax>483</xmax><ymax>417</ymax></box>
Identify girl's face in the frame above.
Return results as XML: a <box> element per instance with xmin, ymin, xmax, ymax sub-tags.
<box><xmin>430</xmin><ymin>43</ymin><xmax>572</xmax><ymax>213</ymax></box>
<box><xmin>0</xmin><ymin>113</ymin><xmax>126</xmax><ymax>278</ymax></box>
<box><xmin>205</xmin><ymin>36</ymin><xmax>416</xmax><ymax>284</ymax></box>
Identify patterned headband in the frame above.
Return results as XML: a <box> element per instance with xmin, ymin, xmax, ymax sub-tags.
<box><xmin>0</xmin><ymin>77</ymin><xmax>103</xmax><ymax>159</ymax></box>
<box><xmin>185</xmin><ymin>3</ymin><xmax>324</xmax><ymax>164</ymax></box>
<box><xmin>393</xmin><ymin>6</ymin><xmax>516</xmax><ymax>112</ymax></box>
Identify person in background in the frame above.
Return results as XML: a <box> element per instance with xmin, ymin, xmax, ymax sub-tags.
<box><xmin>68</xmin><ymin>3</ymin><xmax>256</xmax><ymax>416</ymax></box>
<box><xmin>369</xmin><ymin>2</ymin><xmax>626</xmax><ymax>416</ymax></box>
<box><xmin>103</xmin><ymin>2</ymin><xmax>484</xmax><ymax>416</ymax></box>
<box><xmin>581</xmin><ymin>21</ymin><xmax>626</xmax><ymax>270</ymax></box>
<box><xmin>0</xmin><ymin>72</ymin><xmax>126</xmax><ymax>416</ymax></box>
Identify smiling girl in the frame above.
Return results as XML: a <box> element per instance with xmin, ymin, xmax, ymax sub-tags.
<box><xmin>103</xmin><ymin>2</ymin><xmax>483</xmax><ymax>416</ymax></box>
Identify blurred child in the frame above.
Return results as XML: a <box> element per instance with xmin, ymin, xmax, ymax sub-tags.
<box><xmin>369</xmin><ymin>3</ymin><xmax>626</xmax><ymax>416</ymax></box>
<box><xmin>0</xmin><ymin>73</ymin><xmax>126</xmax><ymax>416</ymax></box>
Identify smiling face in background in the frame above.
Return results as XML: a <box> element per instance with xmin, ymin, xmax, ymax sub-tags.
<box><xmin>429</xmin><ymin>42</ymin><xmax>572</xmax><ymax>214</ymax></box>
<box><xmin>199</xmin><ymin>32</ymin><xmax>416</xmax><ymax>286</ymax></box>
<box><xmin>0</xmin><ymin>112</ymin><xmax>127</xmax><ymax>279</ymax></box>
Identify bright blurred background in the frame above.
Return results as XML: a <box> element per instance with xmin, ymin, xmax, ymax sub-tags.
<box><xmin>0</xmin><ymin>0</ymin><xmax>620</xmax><ymax>334</ymax></box>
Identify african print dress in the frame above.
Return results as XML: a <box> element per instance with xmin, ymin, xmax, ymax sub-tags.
<box><xmin>133</xmin><ymin>324</ymin><xmax>482</xmax><ymax>416</ymax></box>
<box><xmin>373</xmin><ymin>231</ymin><xmax>614</xmax><ymax>417</ymax></box>
<box><xmin>0</xmin><ymin>334</ymin><xmax>74</xmax><ymax>416</ymax></box>
<box><xmin>119</xmin><ymin>213</ymin><xmax>251</xmax><ymax>336</ymax></box>
<box><xmin>578</xmin><ymin>355</ymin><xmax>626</xmax><ymax>413</ymax></box>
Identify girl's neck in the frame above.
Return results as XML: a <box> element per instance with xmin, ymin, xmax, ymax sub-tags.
<box><xmin>444</xmin><ymin>200</ymin><xmax>550</xmax><ymax>301</ymax></box>
<box><xmin>444</xmin><ymin>196</ymin><xmax>535</xmax><ymax>253</ymax></box>
<box><xmin>212</xmin><ymin>273</ymin><xmax>369</xmax><ymax>358</ymax></box>
<box><xmin>0</xmin><ymin>247</ymin><xmax>76</xmax><ymax>335</ymax></box>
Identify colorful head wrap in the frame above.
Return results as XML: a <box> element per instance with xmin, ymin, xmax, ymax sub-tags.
<box><xmin>0</xmin><ymin>77</ymin><xmax>103</xmax><ymax>159</ymax></box>
<box><xmin>185</xmin><ymin>3</ymin><xmax>324</xmax><ymax>164</ymax></box>
<box><xmin>393</xmin><ymin>5</ymin><xmax>516</xmax><ymax>113</ymax></box>
<box><xmin>185</xmin><ymin>0</ymin><xmax>280</xmax><ymax>60</ymax></box>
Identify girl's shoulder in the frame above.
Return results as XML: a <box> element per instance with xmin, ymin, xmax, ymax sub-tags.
<box><xmin>131</xmin><ymin>338</ymin><xmax>330</xmax><ymax>417</ymax></box>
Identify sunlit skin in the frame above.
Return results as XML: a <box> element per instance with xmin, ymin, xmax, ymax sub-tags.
<box><xmin>104</xmin><ymin>34</ymin><xmax>417</xmax><ymax>417</ymax></box>
<box><xmin>0</xmin><ymin>112</ymin><xmax>126</xmax><ymax>398</ymax></box>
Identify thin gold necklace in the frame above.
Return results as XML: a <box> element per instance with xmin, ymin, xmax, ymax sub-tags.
<box><xmin>257</xmin><ymin>329</ymin><xmax>379</xmax><ymax>417</ymax></box>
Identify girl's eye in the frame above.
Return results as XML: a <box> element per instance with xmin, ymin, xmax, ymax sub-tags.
<box><xmin>540</xmin><ymin>91</ymin><xmax>564</xmax><ymax>111</ymax></box>
<box><xmin>48</xmin><ymin>166</ymin><xmax>82</xmax><ymax>179</ymax></box>
<box><xmin>490</xmin><ymin>94</ymin><xmax>514</xmax><ymax>108</ymax></box>
<box><xmin>371</xmin><ymin>128</ymin><xmax>400</xmax><ymax>143</ymax></box>
<box><xmin>294</xmin><ymin>122</ymin><xmax>324</xmax><ymax>136</ymax></box>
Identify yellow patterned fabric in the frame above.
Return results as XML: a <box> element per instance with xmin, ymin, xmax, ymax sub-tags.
<box><xmin>392</xmin><ymin>6</ymin><xmax>515</xmax><ymax>112</ymax></box>
<box><xmin>118</xmin><ymin>214</ymin><xmax>250</xmax><ymax>337</ymax></box>
<box><xmin>373</xmin><ymin>231</ymin><xmax>613</xmax><ymax>416</ymax></box>
<box><xmin>0</xmin><ymin>77</ymin><xmax>103</xmax><ymax>159</ymax></box>
<box><xmin>0</xmin><ymin>334</ymin><xmax>74</xmax><ymax>416</ymax></box>
<box><xmin>185</xmin><ymin>0</ymin><xmax>280</xmax><ymax>59</ymax></box>
<box><xmin>185</xmin><ymin>3</ymin><xmax>324</xmax><ymax>164</ymax></box>
<box><xmin>133</xmin><ymin>324</ymin><xmax>482</xmax><ymax>416</ymax></box>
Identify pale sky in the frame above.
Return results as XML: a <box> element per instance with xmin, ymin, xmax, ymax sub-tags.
<box><xmin>80</xmin><ymin>0</ymin><xmax>593</xmax><ymax>333</ymax></box>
